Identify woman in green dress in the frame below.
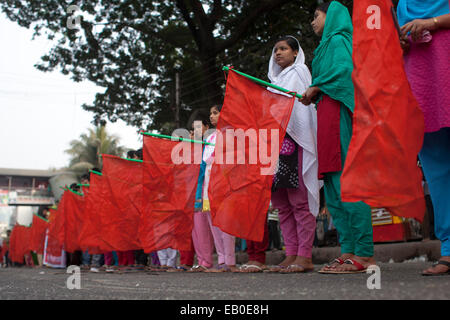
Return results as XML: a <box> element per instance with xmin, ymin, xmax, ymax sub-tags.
<box><xmin>300</xmin><ymin>1</ymin><xmax>375</xmax><ymax>273</ymax></box>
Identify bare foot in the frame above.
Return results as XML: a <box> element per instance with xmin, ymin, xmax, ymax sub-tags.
<box><xmin>283</xmin><ymin>256</ymin><xmax>314</xmax><ymax>273</ymax></box>
<box><xmin>227</xmin><ymin>265</ymin><xmax>239</xmax><ymax>272</ymax></box>
<box><xmin>204</xmin><ymin>264</ymin><xmax>227</xmax><ymax>273</ymax></box>
<box><xmin>268</xmin><ymin>255</ymin><xmax>296</xmax><ymax>272</ymax></box>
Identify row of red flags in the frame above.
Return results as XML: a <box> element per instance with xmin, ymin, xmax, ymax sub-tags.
<box><xmin>8</xmin><ymin>1</ymin><xmax>426</xmax><ymax>262</ymax></box>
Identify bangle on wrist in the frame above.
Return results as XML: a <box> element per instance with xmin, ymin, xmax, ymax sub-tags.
<box><xmin>433</xmin><ymin>17</ymin><xmax>439</xmax><ymax>28</ymax></box>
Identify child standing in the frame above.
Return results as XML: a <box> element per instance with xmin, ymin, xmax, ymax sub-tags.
<box><xmin>189</xmin><ymin>105</ymin><xmax>237</xmax><ymax>272</ymax></box>
<box><xmin>268</xmin><ymin>36</ymin><xmax>320</xmax><ymax>273</ymax></box>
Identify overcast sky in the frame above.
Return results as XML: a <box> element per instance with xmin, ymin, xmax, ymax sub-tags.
<box><xmin>0</xmin><ymin>13</ymin><xmax>143</xmax><ymax>171</ymax></box>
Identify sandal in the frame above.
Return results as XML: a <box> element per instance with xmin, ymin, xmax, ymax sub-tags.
<box><xmin>422</xmin><ymin>260</ymin><xmax>450</xmax><ymax>276</ymax></box>
<box><xmin>318</xmin><ymin>258</ymin><xmax>345</xmax><ymax>273</ymax></box>
<box><xmin>263</xmin><ymin>265</ymin><xmax>288</xmax><ymax>273</ymax></box>
<box><xmin>204</xmin><ymin>264</ymin><xmax>229</xmax><ymax>273</ymax></box>
<box><xmin>279</xmin><ymin>264</ymin><xmax>314</xmax><ymax>273</ymax></box>
<box><xmin>166</xmin><ymin>266</ymin><xmax>189</xmax><ymax>273</ymax></box>
<box><xmin>187</xmin><ymin>265</ymin><xmax>208</xmax><ymax>273</ymax></box>
<box><xmin>319</xmin><ymin>259</ymin><xmax>368</xmax><ymax>274</ymax></box>
<box><xmin>237</xmin><ymin>264</ymin><xmax>265</xmax><ymax>273</ymax></box>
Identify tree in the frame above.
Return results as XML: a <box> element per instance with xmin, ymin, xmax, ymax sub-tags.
<box><xmin>65</xmin><ymin>125</ymin><xmax>126</xmax><ymax>174</ymax></box>
<box><xmin>1</xmin><ymin>0</ymin><xmax>352</xmax><ymax>133</ymax></box>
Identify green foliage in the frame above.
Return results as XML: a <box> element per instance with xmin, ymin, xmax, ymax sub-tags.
<box><xmin>65</xmin><ymin>125</ymin><xmax>126</xmax><ymax>174</ymax></box>
<box><xmin>2</xmin><ymin>0</ymin><xmax>356</xmax><ymax>133</ymax></box>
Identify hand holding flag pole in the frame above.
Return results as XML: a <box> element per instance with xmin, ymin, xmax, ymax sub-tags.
<box><xmin>222</xmin><ymin>66</ymin><xmax>303</xmax><ymax>100</ymax></box>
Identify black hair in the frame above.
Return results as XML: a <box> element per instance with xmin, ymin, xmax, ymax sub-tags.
<box><xmin>81</xmin><ymin>174</ymin><xmax>90</xmax><ymax>182</ymax></box>
<box><xmin>210</xmin><ymin>104</ymin><xmax>222</xmax><ymax>112</ymax></box>
<box><xmin>127</xmin><ymin>150</ymin><xmax>136</xmax><ymax>159</ymax></box>
<box><xmin>275</xmin><ymin>36</ymin><xmax>299</xmax><ymax>52</ymax></box>
<box><xmin>135</xmin><ymin>148</ymin><xmax>143</xmax><ymax>160</ymax></box>
<box><xmin>193</xmin><ymin>112</ymin><xmax>210</xmax><ymax>127</ymax></box>
<box><xmin>317</xmin><ymin>1</ymin><xmax>331</xmax><ymax>14</ymax></box>
<box><xmin>70</xmin><ymin>183</ymin><xmax>80</xmax><ymax>192</ymax></box>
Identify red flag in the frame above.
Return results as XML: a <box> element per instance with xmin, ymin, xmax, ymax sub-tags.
<box><xmin>78</xmin><ymin>172</ymin><xmax>113</xmax><ymax>254</ymax></box>
<box><xmin>138</xmin><ymin>136</ymin><xmax>201</xmax><ymax>253</ymax></box>
<box><xmin>209</xmin><ymin>70</ymin><xmax>294</xmax><ymax>241</ymax></box>
<box><xmin>29</xmin><ymin>214</ymin><xmax>48</xmax><ymax>254</ymax></box>
<box><xmin>341</xmin><ymin>0</ymin><xmax>425</xmax><ymax>221</ymax></box>
<box><xmin>45</xmin><ymin>208</ymin><xmax>64</xmax><ymax>256</ymax></box>
<box><xmin>63</xmin><ymin>190</ymin><xmax>85</xmax><ymax>253</ymax></box>
<box><xmin>100</xmin><ymin>154</ymin><xmax>142</xmax><ymax>251</ymax></box>
<box><xmin>9</xmin><ymin>225</ymin><xmax>32</xmax><ymax>263</ymax></box>
<box><xmin>47</xmin><ymin>195</ymin><xmax>66</xmax><ymax>255</ymax></box>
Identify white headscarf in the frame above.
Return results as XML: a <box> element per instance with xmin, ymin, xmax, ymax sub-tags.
<box><xmin>268</xmin><ymin>36</ymin><xmax>321</xmax><ymax>216</ymax></box>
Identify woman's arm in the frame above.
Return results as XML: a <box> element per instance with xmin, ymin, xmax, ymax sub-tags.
<box><xmin>401</xmin><ymin>13</ymin><xmax>450</xmax><ymax>41</ymax></box>
<box><xmin>299</xmin><ymin>86</ymin><xmax>321</xmax><ymax>105</ymax></box>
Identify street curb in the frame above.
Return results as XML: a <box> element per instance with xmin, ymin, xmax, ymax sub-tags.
<box><xmin>234</xmin><ymin>240</ymin><xmax>441</xmax><ymax>265</ymax></box>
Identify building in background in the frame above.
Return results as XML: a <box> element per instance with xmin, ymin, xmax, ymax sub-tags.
<box><xmin>0</xmin><ymin>168</ymin><xmax>62</xmax><ymax>236</ymax></box>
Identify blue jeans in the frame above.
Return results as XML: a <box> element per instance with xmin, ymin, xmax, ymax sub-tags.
<box><xmin>81</xmin><ymin>250</ymin><xmax>91</xmax><ymax>265</ymax></box>
<box><xmin>90</xmin><ymin>254</ymin><xmax>104</xmax><ymax>267</ymax></box>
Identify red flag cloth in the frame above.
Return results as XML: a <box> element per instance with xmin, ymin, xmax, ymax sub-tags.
<box><xmin>46</xmin><ymin>208</ymin><xmax>64</xmax><ymax>256</ymax></box>
<box><xmin>209</xmin><ymin>70</ymin><xmax>294</xmax><ymax>242</ymax></box>
<box><xmin>78</xmin><ymin>173</ymin><xmax>113</xmax><ymax>254</ymax></box>
<box><xmin>100</xmin><ymin>154</ymin><xmax>143</xmax><ymax>251</ymax></box>
<box><xmin>63</xmin><ymin>190</ymin><xmax>85</xmax><ymax>253</ymax></box>
<box><xmin>29</xmin><ymin>214</ymin><xmax>48</xmax><ymax>254</ymax></box>
<box><xmin>9</xmin><ymin>225</ymin><xmax>32</xmax><ymax>263</ymax></box>
<box><xmin>138</xmin><ymin>135</ymin><xmax>201</xmax><ymax>253</ymax></box>
<box><xmin>341</xmin><ymin>0</ymin><xmax>425</xmax><ymax>221</ymax></box>
<box><xmin>47</xmin><ymin>196</ymin><xmax>66</xmax><ymax>255</ymax></box>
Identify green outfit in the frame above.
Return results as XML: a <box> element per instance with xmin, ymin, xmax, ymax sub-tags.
<box><xmin>311</xmin><ymin>1</ymin><xmax>373</xmax><ymax>257</ymax></box>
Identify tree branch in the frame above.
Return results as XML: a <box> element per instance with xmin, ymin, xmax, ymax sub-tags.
<box><xmin>216</xmin><ymin>0</ymin><xmax>296</xmax><ymax>53</ymax></box>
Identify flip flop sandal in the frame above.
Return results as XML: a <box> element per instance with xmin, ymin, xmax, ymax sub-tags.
<box><xmin>166</xmin><ymin>266</ymin><xmax>189</xmax><ymax>273</ymax></box>
<box><xmin>279</xmin><ymin>264</ymin><xmax>314</xmax><ymax>273</ymax></box>
<box><xmin>263</xmin><ymin>265</ymin><xmax>288</xmax><ymax>273</ymax></box>
<box><xmin>238</xmin><ymin>264</ymin><xmax>264</xmax><ymax>273</ymax></box>
<box><xmin>422</xmin><ymin>260</ymin><xmax>450</xmax><ymax>276</ymax></box>
<box><xmin>186</xmin><ymin>265</ymin><xmax>208</xmax><ymax>273</ymax></box>
<box><xmin>324</xmin><ymin>259</ymin><xmax>368</xmax><ymax>274</ymax></box>
<box><xmin>205</xmin><ymin>264</ymin><xmax>229</xmax><ymax>273</ymax></box>
<box><xmin>318</xmin><ymin>258</ymin><xmax>346</xmax><ymax>273</ymax></box>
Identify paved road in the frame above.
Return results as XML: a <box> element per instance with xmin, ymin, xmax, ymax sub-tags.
<box><xmin>1</xmin><ymin>262</ymin><xmax>449</xmax><ymax>301</ymax></box>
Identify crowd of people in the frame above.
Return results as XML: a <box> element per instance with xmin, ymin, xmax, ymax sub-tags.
<box><xmin>1</xmin><ymin>0</ymin><xmax>449</xmax><ymax>276</ymax></box>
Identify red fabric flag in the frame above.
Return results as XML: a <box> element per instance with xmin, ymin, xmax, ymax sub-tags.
<box><xmin>47</xmin><ymin>196</ymin><xmax>66</xmax><ymax>255</ymax></box>
<box><xmin>45</xmin><ymin>208</ymin><xmax>64</xmax><ymax>256</ymax></box>
<box><xmin>209</xmin><ymin>70</ymin><xmax>294</xmax><ymax>242</ymax></box>
<box><xmin>78</xmin><ymin>173</ymin><xmax>113</xmax><ymax>254</ymax></box>
<box><xmin>9</xmin><ymin>225</ymin><xmax>32</xmax><ymax>263</ymax></box>
<box><xmin>100</xmin><ymin>154</ymin><xmax>142</xmax><ymax>251</ymax></box>
<box><xmin>138</xmin><ymin>135</ymin><xmax>201</xmax><ymax>253</ymax></box>
<box><xmin>29</xmin><ymin>214</ymin><xmax>48</xmax><ymax>254</ymax></box>
<box><xmin>63</xmin><ymin>190</ymin><xmax>85</xmax><ymax>253</ymax></box>
<box><xmin>341</xmin><ymin>0</ymin><xmax>425</xmax><ymax>221</ymax></box>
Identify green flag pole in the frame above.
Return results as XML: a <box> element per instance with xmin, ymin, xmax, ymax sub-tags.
<box><xmin>222</xmin><ymin>66</ymin><xmax>303</xmax><ymax>100</ymax></box>
<box><xmin>141</xmin><ymin>132</ymin><xmax>215</xmax><ymax>146</ymax></box>
<box><xmin>89</xmin><ymin>170</ymin><xmax>103</xmax><ymax>176</ymax></box>
<box><xmin>77</xmin><ymin>184</ymin><xmax>90</xmax><ymax>187</ymax></box>
<box><xmin>99</xmin><ymin>154</ymin><xmax>144</xmax><ymax>163</ymax></box>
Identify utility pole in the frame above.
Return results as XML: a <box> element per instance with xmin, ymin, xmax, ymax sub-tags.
<box><xmin>175</xmin><ymin>72</ymin><xmax>180</xmax><ymax>128</ymax></box>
